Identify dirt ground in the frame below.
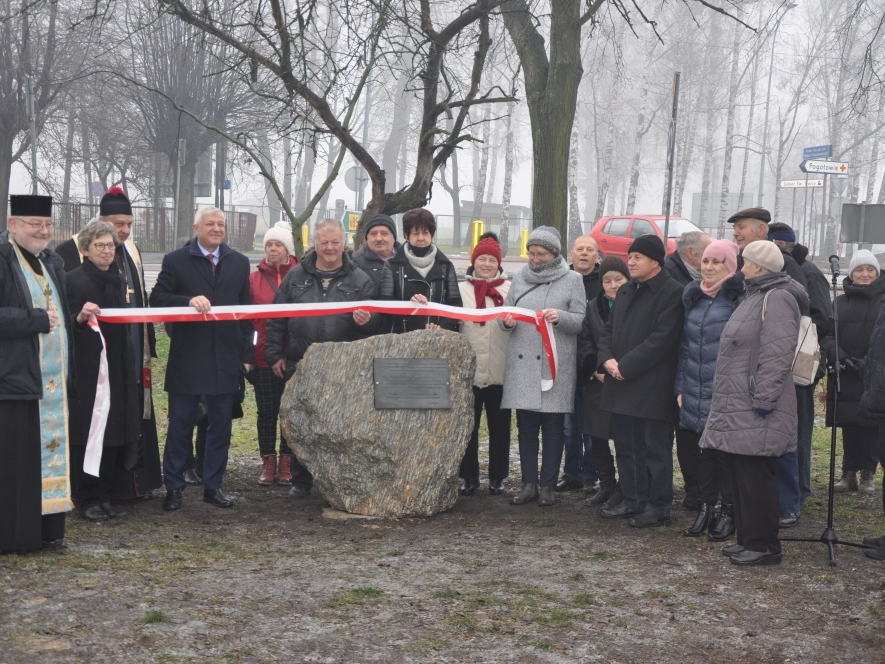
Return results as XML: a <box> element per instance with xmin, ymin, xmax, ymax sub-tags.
<box><xmin>2</xmin><ymin>452</ymin><xmax>885</xmax><ymax>664</ymax></box>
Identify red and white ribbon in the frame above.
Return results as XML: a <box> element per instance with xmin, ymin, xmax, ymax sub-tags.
<box><xmin>83</xmin><ymin>316</ymin><xmax>110</xmax><ymax>477</ymax></box>
<box><xmin>87</xmin><ymin>301</ymin><xmax>558</xmax><ymax>474</ymax></box>
<box><xmin>95</xmin><ymin>301</ymin><xmax>558</xmax><ymax>383</ymax></box>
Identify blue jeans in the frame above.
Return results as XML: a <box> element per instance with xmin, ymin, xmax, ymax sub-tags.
<box><xmin>563</xmin><ymin>386</ymin><xmax>598</xmax><ymax>482</ymax></box>
<box><xmin>516</xmin><ymin>410</ymin><xmax>565</xmax><ymax>488</ymax></box>
<box><xmin>164</xmin><ymin>392</ymin><xmax>235</xmax><ymax>491</ymax></box>
<box><xmin>774</xmin><ymin>450</ymin><xmax>801</xmax><ymax>514</ymax></box>
<box><xmin>796</xmin><ymin>384</ymin><xmax>815</xmax><ymax>504</ymax></box>
<box><xmin>610</xmin><ymin>414</ymin><xmax>673</xmax><ymax>514</ymax></box>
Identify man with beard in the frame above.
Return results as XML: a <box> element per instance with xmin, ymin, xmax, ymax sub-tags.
<box><xmin>0</xmin><ymin>195</ymin><xmax>75</xmax><ymax>552</ymax></box>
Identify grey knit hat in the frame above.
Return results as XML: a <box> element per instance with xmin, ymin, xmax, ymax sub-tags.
<box><xmin>848</xmin><ymin>249</ymin><xmax>880</xmax><ymax>278</ymax></box>
<box><xmin>742</xmin><ymin>240</ymin><xmax>784</xmax><ymax>273</ymax></box>
<box><xmin>526</xmin><ymin>225</ymin><xmax>562</xmax><ymax>256</ymax></box>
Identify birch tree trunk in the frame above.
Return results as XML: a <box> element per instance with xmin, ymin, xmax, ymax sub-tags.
<box><xmin>499</xmin><ymin>104</ymin><xmax>515</xmax><ymax>256</ymax></box>
<box><xmin>717</xmin><ymin>26</ymin><xmax>742</xmax><ymax>234</ymax></box>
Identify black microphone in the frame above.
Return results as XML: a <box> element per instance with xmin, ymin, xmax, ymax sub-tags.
<box><xmin>828</xmin><ymin>255</ymin><xmax>840</xmax><ymax>276</ymax></box>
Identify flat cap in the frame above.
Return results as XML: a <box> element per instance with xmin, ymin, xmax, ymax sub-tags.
<box><xmin>727</xmin><ymin>207</ymin><xmax>771</xmax><ymax>225</ymax></box>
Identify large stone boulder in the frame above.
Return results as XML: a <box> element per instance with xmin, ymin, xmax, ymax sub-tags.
<box><xmin>279</xmin><ymin>330</ymin><xmax>476</xmax><ymax>517</ymax></box>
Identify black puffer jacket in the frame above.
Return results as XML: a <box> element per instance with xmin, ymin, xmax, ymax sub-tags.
<box><xmin>352</xmin><ymin>243</ymin><xmax>397</xmax><ymax>298</ymax></box>
<box><xmin>264</xmin><ymin>250</ymin><xmax>378</xmax><ymax>378</ymax></box>
<box><xmin>0</xmin><ymin>234</ymin><xmax>74</xmax><ymax>401</ymax></box>
<box><xmin>577</xmin><ymin>294</ymin><xmax>614</xmax><ymax>439</ymax></box>
<box><xmin>385</xmin><ymin>245</ymin><xmax>462</xmax><ymax>333</ymax></box>
<box><xmin>823</xmin><ymin>275</ymin><xmax>885</xmax><ymax>426</ymax></box>
<box><xmin>860</xmin><ymin>295</ymin><xmax>885</xmax><ymax>418</ymax></box>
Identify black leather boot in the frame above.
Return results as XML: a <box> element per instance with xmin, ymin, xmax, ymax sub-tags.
<box><xmin>707</xmin><ymin>504</ymin><xmax>736</xmax><ymax>542</ymax></box>
<box><xmin>683</xmin><ymin>502</ymin><xmax>714</xmax><ymax>537</ymax></box>
<box><xmin>585</xmin><ymin>478</ymin><xmax>615</xmax><ymax>506</ymax></box>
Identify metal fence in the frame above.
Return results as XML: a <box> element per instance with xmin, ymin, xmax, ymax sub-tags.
<box><xmin>49</xmin><ymin>203</ymin><xmax>257</xmax><ymax>253</ymax></box>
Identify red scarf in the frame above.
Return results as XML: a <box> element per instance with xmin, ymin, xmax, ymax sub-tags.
<box><xmin>471</xmin><ymin>276</ymin><xmax>506</xmax><ymax>325</ymax></box>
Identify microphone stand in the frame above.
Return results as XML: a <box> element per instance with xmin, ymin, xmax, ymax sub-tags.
<box><xmin>781</xmin><ymin>264</ymin><xmax>870</xmax><ymax>565</ymax></box>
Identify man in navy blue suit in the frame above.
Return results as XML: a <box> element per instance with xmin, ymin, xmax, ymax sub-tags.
<box><xmin>150</xmin><ymin>206</ymin><xmax>253</xmax><ymax>511</ymax></box>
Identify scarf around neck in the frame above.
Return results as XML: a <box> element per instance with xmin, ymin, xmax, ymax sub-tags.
<box><xmin>468</xmin><ymin>274</ymin><xmax>506</xmax><ymax>325</ymax></box>
<box><xmin>405</xmin><ymin>243</ymin><xmax>437</xmax><ymax>278</ymax></box>
<box><xmin>700</xmin><ymin>271</ymin><xmax>735</xmax><ymax>299</ymax></box>
<box><xmin>523</xmin><ymin>255</ymin><xmax>570</xmax><ymax>284</ymax></box>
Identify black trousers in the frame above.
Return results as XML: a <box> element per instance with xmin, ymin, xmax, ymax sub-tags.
<box><xmin>459</xmin><ymin>385</ymin><xmax>511</xmax><ymax>482</ymax></box>
<box><xmin>841</xmin><ymin>425</ymin><xmax>880</xmax><ymax>473</ymax></box>
<box><xmin>726</xmin><ymin>452</ymin><xmax>780</xmax><ymax>554</ymax></box>
<box><xmin>590</xmin><ymin>435</ymin><xmax>616</xmax><ymax>483</ymax></box>
<box><xmin>678</xmin><ymin>429</ymin><xmax>733</xmax><ymax>505</ymax></box>
<box><xmin>675</xmin><ymin>428</ymin><xmax>699</xmax><ymax>497</ymax></box>
<box><xmin>71</xmin><ymin>445</ymin><xmax>122</xmax><ymax>508</ymax></box>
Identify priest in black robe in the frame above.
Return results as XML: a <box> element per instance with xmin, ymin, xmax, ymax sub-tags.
<box><xmin>0</xmin><ymin>195</ymin><xmax>74</xmax><ymax>552</ymax></box>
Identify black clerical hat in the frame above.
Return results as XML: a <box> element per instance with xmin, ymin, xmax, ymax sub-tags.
<box><xmin>9</xmin><ymin>195</ymin><xmax>53</xmax><ymax>218</ymax></box>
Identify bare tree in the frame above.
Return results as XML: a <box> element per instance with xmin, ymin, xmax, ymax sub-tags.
<box><xmin>159</xmin><ymin>0</ymin><xmax>515</xmax><ymax>244</ymax></box>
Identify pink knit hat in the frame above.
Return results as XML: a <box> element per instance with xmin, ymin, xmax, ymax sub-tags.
<box><xmin>702</xmin><ymin>239</ymin><xmax>739</xmax><ymax>274</ymax></box>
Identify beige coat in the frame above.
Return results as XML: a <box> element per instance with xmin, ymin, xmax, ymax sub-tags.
<box><xmin>459</xmin><ymin>276</ymin><xmax>512</xmax><ymax>388</ymax></box>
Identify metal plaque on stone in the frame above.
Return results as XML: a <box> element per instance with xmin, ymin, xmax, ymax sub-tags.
<box><xmin>373</xmin><ymin>359</ymin><xmax>451</xmax><ymax>409</ymax></box>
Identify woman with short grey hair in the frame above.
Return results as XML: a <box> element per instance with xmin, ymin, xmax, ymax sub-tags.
<box><xmin>66</xmin><ymin>220</ymin><xmax>137</xmax><ymax>522</ymax></box>
<box><xmin>501</xmin><ymin>226</ymin><xmax>586</xmax><ymax>507</ymax></box>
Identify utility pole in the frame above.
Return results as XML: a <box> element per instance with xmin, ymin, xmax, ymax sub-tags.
<box><xmin>357</xmin><ymin>83</ymin><xmax>372</xmax><ymax>210</ymax></box>
<box><xmin>662</xmin><ymin>72</ymin><xmax>681</xmax><ymax>243</ymax></box>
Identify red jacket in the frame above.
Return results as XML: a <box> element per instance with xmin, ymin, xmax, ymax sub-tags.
<box><xmin>249</xmin><ymin>256</ymin><xmax>298</xmax><ymax>368</ymax></box>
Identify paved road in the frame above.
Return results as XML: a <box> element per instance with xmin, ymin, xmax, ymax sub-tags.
<box><xmin>141</xmin><ymin>251</ymin><xmax>529</xmax><ymax>292</ymax></box>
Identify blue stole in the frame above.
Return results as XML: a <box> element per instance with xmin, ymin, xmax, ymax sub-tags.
<box><xmin>12</xmin><ymin>242</ymin><xmax>74</xmax><ymax>515</ymax></box>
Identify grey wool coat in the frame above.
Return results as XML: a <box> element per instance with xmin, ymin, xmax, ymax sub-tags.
<box><xmin>700</xmin><ymin>271</ymin><xmax>806</xmax><ymax>457</ymax></box>
<box><xmin>501</xmin><ymin>267</ymin><xmax>586</xmax><ymax>412</ymax></box>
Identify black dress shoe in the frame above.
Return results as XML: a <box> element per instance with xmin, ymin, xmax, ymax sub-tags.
<box><xmin>81</xmin><ymin>504</ymin><xmax>109</xmax><ymax>521</ymax></box>
<box><xmin>628</xmin><ymin>510</ymin><xmax>671</xmax><ymax>528</ymax></box>
<box><xmin>203</xmin><ymin>488</ymin><xmax>233</xmax><ymax>508</ymax></box>
<box><xmin>41</xmin><ymin>538</ymin><xmax>64</xmax><ymax>549</ymax></box>
<box><xmin>459</xmin><ymin>477</ymin><xmax>479</xmax><ymax>496</ymax></box>
<box><xmin>509</xmin><ymin>483</ymin><xmax>538</xmax><ymax>505</ymax></box>
<box><xmin>163</xmin><ymin>488</ymin><xmax>183</xmax><ymax>511</ymax></box>
<box><xmin>865</xmin><ymin>544</ymin><xmax>885</xmax><ymax>561</ymax></box>
<box><xmin>862</xmin><ymin>534</ymin><xmax>885</xmax><ymax>547</ymax></box>
<box><xmin>100</xmin><ymin>502</ymin><xmax>126</xmax><ymax>518</ymax></box>
<box><xmin>582</xmin><ymin>480</ymin><xmax>600</xmax><ymax>494</ymax></box>
<box><xmin>488</xmin><ymin>479</ymin><xmax>504</xmax><ymax>495</ymax></box>
<box><xmin>288</xmin><ymin>485</ymin><xmax>311</xmax><ymax>499</ymax></box>
<box><xmin>183</xmin><ymin>469</ymin><xmax>202</xmax><ymax>486</ymax></box>
<box><xmin>599</xmin><ymin>502</ymin><xmax>640</xmax><ymax>519</ymax></box>
<box><xmin>778</xmin><ymin>512</ymin><xmax>800</xmax><ymax>528</ymax></box>
<box><xmin>730</xmin><ymin>549</ymin><xmax>782</xmax><ymax>566</ymax></box>
<box><xmin>554</xmin><ymin>477</ymin><xmax>582</xmax><ymax>492</ymax></box>
<box><xmin>722</xmin><ymin>544</ymin><xmax>744</xmax><ymax>557</ymax></box>
<box><xmin>538</xmin><ymin>486</ymin><xmax>555</xmax><ymax>507</ymax></box>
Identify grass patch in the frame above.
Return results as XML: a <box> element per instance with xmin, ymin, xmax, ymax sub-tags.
<box><xmin>325</xmin><ymin>586</ymin><xmax>384</xmax><ymax>608</ymax></box>
<box><xmin>534</xmin><ymin>608</ymin><xmax>582</xmax><ymax>629</ymax></box>
<box><xmin>642</xmin><ymin>589</ymin><xmax>674</xmax><ymax>600</ymax></box>
<box><xmin>572</xmin><ymin>592</ymin><xmax>597</xmax><ymax>607</ymax></box>
<box><xmin>412</xmin><ymin>638</ymin><xmax>451</xmax><ymax>651</ymax></box>
<box><xmin>140</xmin><ymin>610</ymin><xmax>166</xmax><ymax>624</ymax></box>
<box><xmin>430</xmin><ymin>588</ymin><xmax>459</xmax><ymax>599</ymax></box>
<box><xmin>529</xmin><ymin>639</ymin><xmax>556</xmax><ymax>651</ymax></box>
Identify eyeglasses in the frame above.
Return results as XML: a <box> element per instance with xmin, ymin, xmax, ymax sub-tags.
<box><xmin>528</xmin><ymin>251</ymin><xmax>552</xmax><ymax>260</ymax></box>
<box><xmin>92</xmin><ymin>242</ymin><xmax>116</xmax><ymax>251</ymax></box>
<box><xmin>15</xmin><ymin>217</ymin><xmax>54</xmax><ymax>231</ymax></box>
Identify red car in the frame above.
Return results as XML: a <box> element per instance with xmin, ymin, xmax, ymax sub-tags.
<box><xmin>587</xmin><ymin>215</ymin><xmax>703</xmax><ymax>260</ymax></box>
